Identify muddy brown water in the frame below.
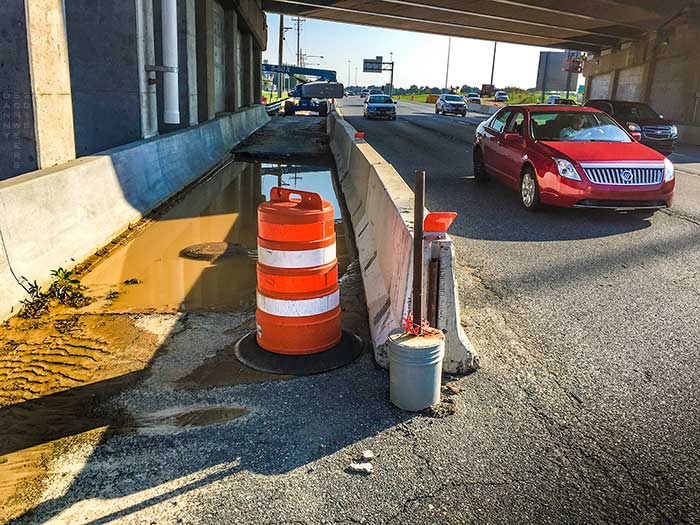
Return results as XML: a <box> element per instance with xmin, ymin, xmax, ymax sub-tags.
<box><xmin>0</xmin><ymin>158</ymin><xmax>356</xmax><ymax>522</ymax></box>
<box><xmin>80</xmin><ymin>160</ymin><xmax>351</xmax><ymax>313</ymax></box>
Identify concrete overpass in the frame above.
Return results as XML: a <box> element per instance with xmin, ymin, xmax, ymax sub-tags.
<box><xmin>263</xmin><ymin>0</ymin><xmax>686</xmax><ymax>51</ymax></box>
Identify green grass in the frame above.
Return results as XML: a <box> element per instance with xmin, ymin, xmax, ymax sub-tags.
<box><xmin>395</xmin><ymin>94</ymin><xmax>432</xmax><ymax>103</ymax></box>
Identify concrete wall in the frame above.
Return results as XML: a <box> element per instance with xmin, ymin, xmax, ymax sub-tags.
<box><xmin>2</xmin><ymin>0</ymin><xmax>267</xmax><ymax>181</ymax></box>
<box><xmin>0</xmin><ymin>0</ymin><xmax>37</xmax><ymax>180</ymax></box>
<box><xmin>327</xmin><ymin>111</ymin><xmax>478</xmax><ymax>373</ymax></box>
<box><xmin>66</xmin><ymin>0</ymin><xmax>142</xmax><ymax>156</ymax></box>
<box><xmin>0</xmin><ymin>105</ymin><xmax>269</xmax><ymax>321</ymax></box>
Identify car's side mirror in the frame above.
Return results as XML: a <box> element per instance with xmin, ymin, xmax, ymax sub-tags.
<box><xmin>393</xmin><ymin>100</ymin><xmax>397</xmax><ymax>104</ymax></box>
<box><xmin>502</xmin><ymin>132</ymin><xmax>521</xmax><ymax>142</ymax></box>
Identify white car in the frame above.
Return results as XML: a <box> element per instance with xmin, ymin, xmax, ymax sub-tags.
<box><xmin>466</xmin><ymin>93</ymin><xmax>482</xmax><ymax>104</ymax></box>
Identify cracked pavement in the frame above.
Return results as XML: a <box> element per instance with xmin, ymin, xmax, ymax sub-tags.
<box><xmin>4</xmin><ymin>102</ymin><xmax>700</xmax><ymax>524</ymax></box>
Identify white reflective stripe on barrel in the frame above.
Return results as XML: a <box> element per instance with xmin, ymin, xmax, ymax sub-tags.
<box><xmin>256</xmin><ymin>290</ymin><xmax>340</xmax><ymax>317</ymax></box>
<box><xmin>257</xmin><ymin>244</ymin><xmax>336</xmax><ymax>268</ymax></box>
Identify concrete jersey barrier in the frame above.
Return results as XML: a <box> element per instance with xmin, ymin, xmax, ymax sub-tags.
<box><xmin>467</xmin><ymin>102</ymin><xmax>500</xmax><ymax>116</ymax></box>
<box><xmin>0</xmin><ymin>106</ymin><xmax>269</xmax><ymax>321</ymax></box>
<box><xmin>327</xmin><ymin>112</ymin><xmax>479</xmax><ymax>373</ymax></box>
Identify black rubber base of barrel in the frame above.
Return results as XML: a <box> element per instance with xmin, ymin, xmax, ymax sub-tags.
<box><xmin>234</xmin><ymin>330</ymin><xmax>364</xmax><ymax>375</ymax></box>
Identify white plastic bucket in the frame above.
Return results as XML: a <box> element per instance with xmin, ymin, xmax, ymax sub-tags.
<box><xmin>388</xmin><ymin>330</ymin><xmax>445</xmax><ymax>411</ymax></box>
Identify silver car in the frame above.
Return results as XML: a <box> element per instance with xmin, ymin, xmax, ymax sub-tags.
<box><xmin>364</xmin><ymin>94</ymin><xmax>397</xmax><ymax>120</ymax></box>
<box><xmin>435</xmin><ymin>94</ymin><xmax>467</xmax><ymax>116</ymax></box>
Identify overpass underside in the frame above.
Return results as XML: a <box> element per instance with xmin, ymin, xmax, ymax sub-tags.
<box><xmin>262</xmin><ymin>0</ymin><xmax>686</xmax><ymax>51</ymax></box>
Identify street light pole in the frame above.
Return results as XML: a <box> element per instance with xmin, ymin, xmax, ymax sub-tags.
<box><xmin>348</xmin><ymin>60</ymin><xmax>351</xmax><ymax>87</ymax></box>
<box><xmin>490</xmin><ymin>41</ymin><xmax>497</xmax><ymax>87</ymax></box>
<box><xmin>278</xmin><ymin>15</ymin><xmax>284</xmax><ymax>97</ymax></box>
<box><xmin>444</xmin><ymin>37</ymin><xmax>451</xmax><ymax>91</ymax></box>
<box><xmin>355</xmin><ymin>67</ymin><xmax>358</xmax><ymax>86</ymax></box>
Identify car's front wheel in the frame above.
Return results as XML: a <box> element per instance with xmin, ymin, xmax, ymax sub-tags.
<box><xmin>520</xmin><ymin>167</ymin><xmax>541</xmax><ymax>211</ymax></box>
<box><xmin>435</xmin><ymin>106</ymin><xmax>439</xmax><ymax>114</ymax></box>
<box><xmin>473</xmin><ymin>147</ymin><xmax>489</xmax><ymax>183</ymax></box>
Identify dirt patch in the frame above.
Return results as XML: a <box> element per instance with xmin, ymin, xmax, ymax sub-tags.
<box><xmin>0</xmin><ymin>312</ymin><xmax>172</xmax><ymax>523</ymax></box>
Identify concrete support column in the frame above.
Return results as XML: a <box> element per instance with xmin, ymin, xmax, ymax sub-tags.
<box><xmin>186</xmin><ymin>0</ymin><xmax>198</xmax><ymax>124</ymax></box>
<box><xmin>136</xmin><ymin>0</ymin><xmax>158</xmax><ymax>138</ymax></box>
<box><xmin>196</xmin><ymin>0</ymin><xmax>215</xmax><ymax>121</ymax></box>
<box><xmin>24</xmin><ymin>0</ymin><xmax>75</xmax><ymax>168</ymax></box>
<box><xmin>640</xmin><ymin>36</ymin><xmax>658</xmax><ymax>104</ymax></box>
<box><xmin>253</xmin><ymin>46</ymin><xmax>262</xmax><ymax>105</ymax></box>
<box><xmin>684</xmin><ymin>10</ymin><xmax>700</xmax><ymax>124</ymax></box>
<box><xmin>225</xmin><ymin>9</ymin><xmax>239</xmax><ymax>112</ymax></box>
<box><xmin>243</xmin><ymin>32</ymin><xmax>254</xmax><ymax>107</ymax></box>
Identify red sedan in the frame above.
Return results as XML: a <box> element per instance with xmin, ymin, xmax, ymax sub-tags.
<box><xmin>473</xmin><ymin>105</ymin><xmax>675</xmax><ymax>211</ymax></box>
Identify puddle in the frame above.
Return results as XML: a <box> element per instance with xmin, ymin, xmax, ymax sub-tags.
<box><xmin>128</xmin><ymin>405</ymin><xmax>249</xmax><ymax>435</ymax></box>
<box><xmin>80</xmin><ymin>160</ymin><xmax>352</xmax><ymax>313</ymax></box>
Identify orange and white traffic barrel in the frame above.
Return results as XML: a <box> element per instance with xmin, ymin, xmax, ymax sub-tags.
<box><xmin>255</xmin><ymin>187</ymin><xmax>341</xmax><ymax>355</ymax></box>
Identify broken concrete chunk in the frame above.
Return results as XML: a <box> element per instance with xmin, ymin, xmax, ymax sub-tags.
<box><xmin>348</xmin><ymin>462</ymin><xmax>374</xmax><ymax>475</ymax></box>
<box><xmin>359</xmin><ymin>449</ymin><xmax>374</xmax><ymax>461</ymax></box>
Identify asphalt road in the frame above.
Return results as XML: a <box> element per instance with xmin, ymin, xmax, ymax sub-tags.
<box><xmin>338</xmin><ymin>96</ymin><xmax>700</xmax><ymax>523</ymax></box>
<box><xmin>10</xmin><ymin>105</ymin><xmax>700</xmax><ymax>525</ymax></box>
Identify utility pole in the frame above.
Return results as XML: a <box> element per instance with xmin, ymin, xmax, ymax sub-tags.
<box><xmin>490</xmin><ymin>41</ymin><xmax>497</xmax><ymax>86</ymax></box>
<box><xmin>348</xmin><ymin>60</ymin><xmax>351</xmax><ymax>87</ymax></box>
<box><xmin>278</xmin><ymin>15</ymin><xmax>284</xmax><ymax>97</ymax></box>
<box><xmin>444</xmin><ymin>37</ymin><xmax>451</xmax><ymax>91</ymax></box>
<box><xmin>293</xmin><ymin>17</ymin><xmax>304</xmax><ymax>67</ymax></box>
<box><xmin>354</xmin><ymin>67</ymin><xmax>358</xmax><ymax>86</ymax></box>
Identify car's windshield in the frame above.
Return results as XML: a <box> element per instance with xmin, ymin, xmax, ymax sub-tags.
<box><xmin>368</xmin><ymin>95</ymin><xmax>392</xmax><ymax>104</ymax></box>
<box><xmin>369</xmin><ymin>89</ymin><xmax>383</xmax><ymax>94</ymax></box>
<box><xmin>468</xmin><ymin>94</ymin><xmax>479</xmax><ymax>98</ymax></box>
<box><xmin>615</xmin><ymin>102</ymin><xmax>660</xmax><ymax>120</ymax></box>
<box><xmin>530</xmin><ymin>111</ymin><xmax>632</xmax><ymax>142</ymax></box>
<box><xmin>445</xmin><ymin>95</ymin><xmax>463</xmax><ymax>101</ymax></box>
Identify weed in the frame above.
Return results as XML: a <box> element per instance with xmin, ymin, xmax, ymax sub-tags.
<box><xmin>105</xmin><ymin>290</ymin><xmax>120</xmax><ymax>302</ymax></box>
<box><xmin>48</xmin><ymin>268</ymin><xmax>91</xmax><ymax>308</ymax></box>
<box><xmin>18</xmin><ymin>267</ymin><xmax>92</xmax><ymax>318</ymax></box>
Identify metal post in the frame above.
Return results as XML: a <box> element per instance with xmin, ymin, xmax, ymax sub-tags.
<box><xmin>444</xmin><ymin>37</ymin><xmax>451</xmax><ymax>91</ymax></box>
<box><xmin>278</xmin><ymin>15</ymin><xmax>284</xmax><ymax>98</ymax></box>
<box><xmin>355</xmin><ymin>67</ymin><xmax>358</xmax><ymax>86</ymax></box>
<box><xmin>348</xmin><ymin>60</ymin><xmax>351</xmax><ymax>87</ymax></box>
<box><xmin>413</xmin><ymin>170</ymin><xmax>426</xmax><ymax>334</ymax></box>
<box><xmin>389</xmin><ymin>62</ymin><xmax>395</xmax><ymax>97</ymax></box>
<box><xmin>490</xmin><ymin>41</ymin><xmax>497</xmax><ymax>86</ymax></box>
<box><xmin>541</xmin><ymin>52</ymin><xmax>549</xmax><ymax>103</ymax></box>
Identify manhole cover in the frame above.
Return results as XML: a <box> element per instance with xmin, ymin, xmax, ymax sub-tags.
<box><xmin>180</xmin><ymin>242</ymin><xmax>250</xmax><ymax>262</ymax></box>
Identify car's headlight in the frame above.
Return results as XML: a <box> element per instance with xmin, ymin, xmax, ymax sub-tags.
<box><xmin>553</xmin><ymin>158</ymin><xmax>581</xmax><ymax>181</ymax></box>
<box><xmin>628</xmin><ymin>122</ymin><xmax>641</xmax><ymax>132</ymax></box>
<box><xmin>670</xmin><ymin>125</ymin><xmax>678</xmax><ymax>138</ymax></box>
<box><xmin>664</xmin><ymin>157</ymin><xmax>675</xmax><ymax>181</ymax></box>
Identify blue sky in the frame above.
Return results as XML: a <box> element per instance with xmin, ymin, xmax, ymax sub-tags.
<box><xmin>263</xmin><ymin>14</ymin><xmax>580</xmax><ymax>90</ymax></box>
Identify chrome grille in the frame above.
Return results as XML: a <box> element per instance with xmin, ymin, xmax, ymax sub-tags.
<box><xmin>642</xmin><ymin>125</ymin><xmax>674</xmax><ymax>140</ymax></box>
<box><xmin>581</xmin><ymin>164</ymin><xmax>664</xmax><ymax>186</ymax></box>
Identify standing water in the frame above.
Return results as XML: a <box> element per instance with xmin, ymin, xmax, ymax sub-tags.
<box><xmin>80</xmin><ymin>159</ymin><xmax>352</xmax><ymax>313</ymax></box>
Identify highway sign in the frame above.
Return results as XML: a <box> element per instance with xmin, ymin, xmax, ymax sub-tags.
<box><xmin>363</xmin><ymin>56</ymin><xmax>383</xmax><ymax>73</ymax></box>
